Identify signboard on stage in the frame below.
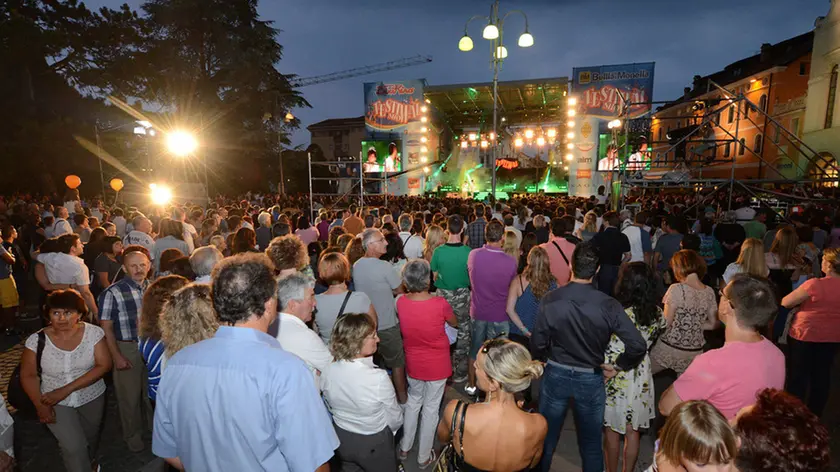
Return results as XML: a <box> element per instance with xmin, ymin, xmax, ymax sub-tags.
<box><xmin>364</xmin><ymin>80</ymin><xmax>426</xmax><ymax>134</ymax></box>
<box><xmin>572</xmin><ymin>63</ymin><xmax>655</xmax><ymax>119</ymax></box>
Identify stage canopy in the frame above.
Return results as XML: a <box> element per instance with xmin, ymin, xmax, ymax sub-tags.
<box><xmin>424</xmin><ymin>77</ymin><xmax>570</xmax><ymax>130</ymax></box>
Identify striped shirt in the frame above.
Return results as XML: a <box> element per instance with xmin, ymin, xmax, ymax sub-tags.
<box><xmin>139</xmin><ymin>337</ymin><xmax>166</xmax><ymax>401</ymax></box>
<box><xmin>98</xmin><ymin>278</ymin><xmax>147</xmax><ymax>341</ymax></box>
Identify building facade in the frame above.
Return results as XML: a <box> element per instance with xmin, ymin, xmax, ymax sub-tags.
<box><xmin>802</xmin><ymin>0</ymin><xmax>840</xmax><ymax>186</ymax></box>
<box><xmin>649</xmin><ymin>33</ymin><xmax>813</xmax><ymax>180</ymax></box>
<box><xmin>307</xmin><ymin>116</ymin><xmax>366</xmax><ymax>163</ymax></box>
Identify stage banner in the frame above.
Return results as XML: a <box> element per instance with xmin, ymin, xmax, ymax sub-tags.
<box><xmin>572</xmin><ymin>63</ymin><xmax>655</xmax><ymax>119</ymax></box>
<box><xmin>567</xmin><ymin>117</ymin><xmax>612</xmax><ymax>197</ymax></box>
<box><xmin>364</xmin><ymin>80</ymin><xmax>426</xmax><ymax>134</ymax></box>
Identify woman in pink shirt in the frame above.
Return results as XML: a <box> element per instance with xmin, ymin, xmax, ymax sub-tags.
<box><xmin>782</xmin><ymin>247</ymin><xmax>840</xmax><ymax>417</ymax></box>
<box><xmin>294</xmin><ymin>215</ymin><xmax>319</xmax><ymax>246</ymax></box>
<box><xmin>396</xmin><ymin>259</ymin><xmax>457</xmax><ymax>468</ymax></box>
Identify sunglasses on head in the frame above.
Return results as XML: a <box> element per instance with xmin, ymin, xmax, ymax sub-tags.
<box><xmin>480</xmin><ymin>334</ymin><xmax>509</xmax><ymax>354</ymax></box>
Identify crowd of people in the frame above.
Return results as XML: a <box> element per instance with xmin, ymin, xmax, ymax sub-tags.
<box><xmin>0</xmin><ymin>186</ymin><xmax>836</xmax><ymax>472</ymax></box>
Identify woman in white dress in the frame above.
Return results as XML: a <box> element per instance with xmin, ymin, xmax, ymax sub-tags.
<box><xmin>603</xmin><ymin>263</ymin><xmax>666</xmax><ymax>472</ymax></box>
<box><xmin>20</xmin><ymin>290</ymin><xmax>111</xmax><ymax>472</ymax></box>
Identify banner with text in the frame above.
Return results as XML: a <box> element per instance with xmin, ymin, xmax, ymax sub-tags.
<box><xmin>572</xmin><ymin>63</ymin><xmax>655</xmax><ymax>119</ymax></box>
<box><xmin>364</xmin><ymin>80</ymin><xmax>426</xmax><ymax>134</ymax></box>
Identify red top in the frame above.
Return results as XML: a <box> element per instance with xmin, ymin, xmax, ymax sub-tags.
<box><xmin>790</xmin><ymin>276</ymin><xmax>840</xmax><ymax>343</ymax></box>
<box><xmin>397</xmin><ymin>296</ymin><xmax>454</xmax><ymax>381</ymax></box>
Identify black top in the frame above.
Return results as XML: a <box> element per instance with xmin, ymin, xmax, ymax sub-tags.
<box><xmin>714</xmin><ymin>222</ymin><xmax>746</xmax><ymax>246</ymax></box>
<box><xmin>591</xmin><ymin>227</ymin><xmax>630</xmax><ymax>266</ymax></box>
<box><xmin>531</xmin><ymin>282</ymin><xmax>646</xmax><ymax>372</ymax></box>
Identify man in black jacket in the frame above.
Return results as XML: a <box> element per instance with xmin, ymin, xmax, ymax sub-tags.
<box><xmin>532</xmin><ymin>242</ymin><xmax>645</xmax><ymax>472</ymax></box>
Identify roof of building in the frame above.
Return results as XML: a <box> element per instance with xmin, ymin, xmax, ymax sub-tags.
<box><xmin>424</xmin><ymin>76</ymin><xmax>569</xmax><ymax>129</ymax></box>
<box><xmin>307</xmin><ymin>116</ymin><xmax>365</xmax><ymax>131</ymax></box>
<box><xmin>659</xmin><ymin>31</ymin><xmax>814</xmax><ymax>112</ymax></box>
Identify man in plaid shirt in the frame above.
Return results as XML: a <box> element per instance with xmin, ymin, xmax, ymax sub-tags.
<box><xmin>466</xmin><ymin>204</ymin><xmax>487</xmax><ymax>250</ymax></box>
<box><xmin>98</xmin><ymin>245</ymin><xmax>152</xmax><ymax>453</ymax></box>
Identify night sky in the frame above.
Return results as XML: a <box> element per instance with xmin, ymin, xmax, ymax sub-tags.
<box><xmin>87</xmin><ymin>0</ymin><xmax>829</xmax><ymax>146</ymax></box>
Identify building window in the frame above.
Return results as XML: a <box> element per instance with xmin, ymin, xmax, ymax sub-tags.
<box><xmin>744</xmin><ymin>101</ymin><xmax>750</xmax><ymax>118</ymax></box>
<box><xmin>739</xmin><ymin>138</ymin><xmax>746</xmax><ymax>155</ymax></box>
<box><xmin>799</xmin><ymin>62</ymin><xmax>808</xmax><ymax>76</ymax></box>
<box><xmin>791</xmin><ymin>117</ymin><xmax>800</xmax><ymax>136</ymax></box>
<box><xmin>808</xmin><ymin>152</ymin><xmax>839</xmax><ymax>187</ymax></box>
<box><xmin>754</xmin><ymin>134</ymin><xmax>763</xmax><ymax>153</ymax></box>
<box><xmin>658</xmin><ymin>128</ymin><xmax>662</xmax><ymax>141</ymax></box>
<box><xmin>759</xmin><ymin>94</ymin><xmax>767</xmax><ymax>112</ymax></box>
<box><xmin>728</xmin><ymin>105</ymin><xmax>735</xmax><ymax>123</ymax></box>
<box><xmin>724</xmin><ymin>142</ymin><xmax>731</xmax><ymax>157</ymax></box>
<box><xmin>826</xmin><ymin>65</ymin><xmax>838</xmax><ymax>129</ymax></box>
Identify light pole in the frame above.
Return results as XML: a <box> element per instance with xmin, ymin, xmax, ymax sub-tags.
<box><xmin>459</xmin><ymin>0</ymin><xmax>533</xmax><ymax>200</ymax></box>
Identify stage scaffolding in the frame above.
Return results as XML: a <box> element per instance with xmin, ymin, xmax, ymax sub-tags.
<box><xmin>613</xmin><ymin>80</ymin><xmax>840</xmax><ymax>217</ymax></box>
<box><xmin>306</xmin><ymin>152</ymin><xmax>441</xmax><ymax>216</ymax></box>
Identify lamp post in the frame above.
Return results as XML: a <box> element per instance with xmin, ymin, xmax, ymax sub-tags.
<box><xmin>459</xmin><ymin>0</ymin><xmax>533</xmax><ymax>200</ymax></box>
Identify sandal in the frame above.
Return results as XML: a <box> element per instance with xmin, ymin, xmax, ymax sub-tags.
<box><xmin>418</xmin><ymin>449</ymin><xmax>437</xmax><ymax>470</ymax></box>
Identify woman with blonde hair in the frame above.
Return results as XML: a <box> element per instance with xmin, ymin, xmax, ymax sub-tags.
<box><xmin>766</xmin><ymin>226</ymin><xmax>804</xmax><ymax>339</ymax></box>
<box><xmin>422</xmin><ymin>224</ymin><xmax>446</xmax><ymax>262</ymax></box>
<box><xmin>138</xmin><ymin>275</ymin><xmax>189</xmax><ymax>403</ymax></box>
<box><xmin>647</xmin><ymin>400</ymin><xmax>737</xmax><ymax>472</ymax></box>
<box><xmin>575</xmin><ymin>211</ymin><xmax>599</xmax><ymax>241</ymax></box>
<box><xmin>502</xmin><ymin>230</ymin><xmax>519</xmax><ymax>259</ymax></box>
<box><xmin>160</xmin><ymin>284</ymin><xmax>219</xmax><ymax>358</ymax></box>
<box><xmin>322</xmin><ymin>313</ymin><xmax>402</xmax><ymax>472</ymax></box>
<box><xmin>438</xmin><ymin>338</ymin><xmax>547</xmax><ymax>471</ymax></box>
<box><xmin>506</xmin><ymin>247</ymin><xmax>557</xmax><ymax>342</ymax></box>
<box><xmin>721</xmin><ymin>238</ymin><xmax>769</xmax><ymax>286</ymax></box>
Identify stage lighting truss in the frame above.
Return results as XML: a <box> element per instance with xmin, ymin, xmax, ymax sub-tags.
<box><xmin>512</xmin><ymin>127</ymin><xmax>559</xmax><ymax>148</ymax></box>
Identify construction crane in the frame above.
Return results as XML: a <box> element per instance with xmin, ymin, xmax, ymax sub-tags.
<box><xmin>289</xmin><ymin>55</ymin><xmax>433</xmax><ymax>88</ymax></box>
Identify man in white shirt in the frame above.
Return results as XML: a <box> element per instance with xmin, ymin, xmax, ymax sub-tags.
<box><xmin>621</xmin><ymin>213</ymin><xmax>645</xmax><ymax>263</ymax></box>
<box><xmin>123</xmin><ymin>216</ymin><xmax>156</xmax><ymax>260</ymax></box>
<box><xmin>47</xmin><ymin>207</ymin><xmax>72</xmax><ymax>238</ymax></box>
<box><xmin>397</xmin><ymin>214</ymin><xmax>424</xmax><ymax>260</ymax></box>
<box><xmin>37</xmin><ymin>234</ymin><xmax>98</xmax><ymax>318</ymax></box>
<box><xmin>273</xmin><ymin>274</ymin><xmax>332</xmax><ymax>390</ymax></box>
<box><xmin>112</xmin><ymin>209</ymin><xmax>127</xmax><ymax>237</ymax></box>
<box><xmin>189</xmin><ymin>246</ymin><xmax>223</xmax><ymax>284</ymax></box>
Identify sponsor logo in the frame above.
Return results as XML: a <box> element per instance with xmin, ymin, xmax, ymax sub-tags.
<box><xmin>578</xmin><ymin>71</ymin><xmax>592</xmax><ymax>85</ymax></box>
<box><xmin>577</xmin><ymin>169</ymin><xmax>592</xmax><ymax>179</ymax></box>
<box><xmin>581</xmin><ymin>122</ymin><xmax>593</xmax><ymax>139</ymax></box>
<box><xmin>376</xmin><ymin>83</ymin><xmax>417</xmax><ymax>96</ymax></box>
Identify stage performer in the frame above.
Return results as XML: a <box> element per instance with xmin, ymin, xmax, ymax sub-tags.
<box><xmin>364</xmin><ymin>148</ymin><xmax>380</xmax><ymax>173</ymax></box>
<box><xmin>384</xmin><ymin>142</ymin><xmax>399</xmax><ymax>173</ymax></box>
<box><xmin>627</xmin><ymin>140</ymin><xmax>650</xmax><ymax>171</ymax></box>
<box><xmin>598</xmin><ymin>145</ymin><xmax>620</xmax><ymax>171</ymax></box>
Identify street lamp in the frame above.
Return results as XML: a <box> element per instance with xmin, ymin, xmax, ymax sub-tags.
<box><xmin>459</xmin><ymin>1</ymin><xmax>533</xmax><ymax>200</ymax></box>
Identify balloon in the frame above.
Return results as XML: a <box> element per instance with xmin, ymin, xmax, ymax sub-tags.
<box><xmin>110</xmin><ymin>178</ymin><xmax>124</xmax><ymax>192</ymax></box>
<box><xmin>64</xmin><ymin>175</ymin><xmax>81</xmax><ymax>189</ymax></box>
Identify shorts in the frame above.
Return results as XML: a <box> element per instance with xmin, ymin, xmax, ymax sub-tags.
<box><xmin>0</xmin><ymin>277</ymin><xmax>19</xmax><ymax>309</ymax></box>
<box><xmin>377</xmin><ymin>325</ymin><xmax>406</xmax><ymax>369</ymax></box>
<box><xmin>469</xmin><ymin>320</ymin><xmax>509</xmax><ymax>359</ymax></box>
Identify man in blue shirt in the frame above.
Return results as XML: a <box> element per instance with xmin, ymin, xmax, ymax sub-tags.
<box><xmin>152</xmin><ymin>253</ymin><xmax>338</xmax><ymax>471</ymax></box>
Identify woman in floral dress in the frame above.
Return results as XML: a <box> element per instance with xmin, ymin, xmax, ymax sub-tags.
<box><xmin>603</xmin><ymin>262</ymin><xmax>666</xmax><ymax>472</ymax></box>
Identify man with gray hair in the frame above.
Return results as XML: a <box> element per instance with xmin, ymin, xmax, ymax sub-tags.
<box><xmin>172</xmin><ymin>207</ymin><xmax>197</xmax><ymax>254</ymax></box>
<box><xmin>353</xmin><ymin>228</ymin><xmax>407</xmax><ymax>403</ymax></box>
<box><xmin>123</xmin><ymin>216</ymin><xmax>156</xmax><ymax>259</ymax></box>
<box><xmin>274</xmin><ymin>273</ymin><xmax>331</xmax><ymax>389</ymax></box>
<box><xmin>190</xmin><ymin>246</ymin><xmax>223</xmax><ymax>284</ymax></box>
<box><xmin>398</xmin><ymin>214</ymin><xmax>424</xmax><ymax>259</ymax></box>
<box><xmin>256</xmin><ymin>211</ymin><xmax>273</xmax><ymax>251</ymax></box>
<box><xmin>47</xmin><ymin>206</ymin><xmax>72</xmax><ymax>238</ymax></box>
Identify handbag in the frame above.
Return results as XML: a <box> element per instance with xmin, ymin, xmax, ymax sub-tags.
<box><xmin>7</xmin><ymin>331</ymin><xmax>46</xmax><ymax>415</ymax></box>
<box><xmin>434</xmin><ymin>400</ymin><xmax>467</xmax><ymax>472</ymax></box>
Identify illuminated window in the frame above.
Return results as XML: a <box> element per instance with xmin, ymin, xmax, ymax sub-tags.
<box><xmin>739</xmin><ymin>138</ymin><xmax>746</xmax><ymax>155</ymax></box>
<box><xmin>759</xmin><ymin>94</ymin><xmax>767</xmax><ymax>112</ymax></box>
<box><xmin>808</xmin><ymin>153</ymin><xmax>838</xmax><ymax>187</ymax></box>
<box><xmin>728</xmin><ymin>105</ymin><xmax>735</xmax><ymax>123</ymax></box>
<box><xmin>825</xmin><ymin>65</ymin><xmax>838</xmax><ymax>129</ymax></box>
<box><xmin>754</xmin><ymin>134</ymin><xmax>763</xmax><ymax>153</ymax></box>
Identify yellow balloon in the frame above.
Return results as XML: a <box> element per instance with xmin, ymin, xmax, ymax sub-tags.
<box><xmin>64</xmin><ymin>175</ymin><xmax>81</xmax><ymax>189</ymax></box>
<box><xmin>110</xmin><ymin>178</ymin><xmax>124</xmax><ymax>192</ymax></box>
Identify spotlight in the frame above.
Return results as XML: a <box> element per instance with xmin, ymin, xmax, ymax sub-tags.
<box><xmin>461</xmin><ymin>141</ymin><xmax>468</xmax><ymax>149</ymax></box>
<box><xmin>166</xmin><ymin>131</ymin><xmax>198</xmax><ymax>157</ymax></box>
<box><xmin>567</xmin><ymin>109</ymin><xmax>576</xmax><ymax>117</ymax></box>
<box><xmin>565</xmin><ymin>153</ymin><xmax>574</xmax><ymax>161</ymax></box>
<box><xmin>151</xmin><ymin>185</ymin><xmax>172</xmax><ymax>205</ymax></box>
<box><xmin>524</xmin><ymin>129</ymin><xmax>534</xmax><ymax>139</ymax></box>
<box><xmin>423</xmin><ymin>166</ymin><xmax>431</xmax><ymax>173</ymax></box>
<box><xmin>421</xmin><ymin>106</ymin><xmax>428</xmax><ymax>113</ymax></box>
<box><xmin>546</xmin><ymin>129</ymin><xmax>557</xmax><ymax>138</ymax></box>
<box><xmin>480</xmin><ymin>140</ymin><xmax>489</xmax><ymax>148</ymax></box>
<box><xmin>421</xmin><ymin>127</ymin><xmax>428</xmax><ymax>133</ymax></box>
<box><xmin>568</xmin><ymin>97</ymin><xmax>578</xmax><ymax>106</ymax></box>
<box><xmin>566</xmin><ymin>143</ymin><xmax>574</xmax><ymax>150</ymax></box>
<box><xmin>421</xmin><ymin>136</ymin><xmax>428</xmax><ymax>143</ymax></box>
<box><xmin>489</xmin><ymin>132</ymin><xmax>495</xmax><ymax>140</ymax></box>
<box><xmin>536</xmin><ymin>136</ymin><xmax>546</xmax><ymax>146</ymax></box>
<box><xmin>514</xmin><ymin>137</ymin><xmax>524</xmax><ymax>147</ymax></box>
<box><xmin>567</xmin><ymin>121</ymin><xmax>576</xmax><ymax>128</ymax></box>
<box><xmin>567</xmin><ymin>131</ymin><xmax>575</xmax><ymax>139</ymax></box>
<box><xmin>421</xmin><ymin>116</ymin><xmax>428</xmax><ymax>123</ymax></box>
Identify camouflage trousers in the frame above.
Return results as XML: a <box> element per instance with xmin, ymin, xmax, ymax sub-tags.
<box><xmin>438</xmin><ymin>287</ymin><xmax>471</xmax><ymax>381</ymax></box>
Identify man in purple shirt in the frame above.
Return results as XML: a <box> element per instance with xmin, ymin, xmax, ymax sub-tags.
<box><xmin>465</xmin><ymin>220</ymin><xmax>517</xmax><ymax>396</ymax></box>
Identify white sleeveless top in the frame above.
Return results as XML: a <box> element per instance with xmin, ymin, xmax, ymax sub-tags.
<box><xmin>26</xmin><ymin>323</ymin><xmax>106</xmax><ymax>408</ymax></box>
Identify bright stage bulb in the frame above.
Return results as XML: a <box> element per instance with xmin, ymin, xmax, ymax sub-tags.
<box><xmin>421</xmin><ymin>106</ymin><xmax>428</xmax><ymax>113</ymax></box>
<box><xmin>537</xmin><ymin>137</ymin><xmax>546</xmax><ymax>146</ymax></box>
<box><xmin>166</xmin><ymin>131</ymin><xmax>198</xmax><ymax>157</ymax></box>
<box><xmin>483</xmin><ymin>23</ymin><xmax>499</xmax><ymax>40</ymax></box>
<box><xmin>565</xmin><ymin>153</ymin><xmax>574</xmax><ymax>161</ymax></box>
<box><xmin>567</xmin><ymin>132</ymin><xmax>575</xmax><ymax>139</ymax></box>
<box><xmin>421</xmin><ymin>156</ymin><xmax>428</xmax><ymax>163</ymax></box>
<box><xmin>566</xmin><ymin>143</ymin><xmax>574</xmax><ymax>150</ymax></box>
<box><xmin>151</xmin><ymin>185</ymin><xmax>172</xmax><ymax>205</ymax></box>
<box><xmin>489</xmin><ymin>132</ymin><xmax>495</xmax><ymax>140</ymax></box>
<box><xmin>421</xmin><ymin>116</ymin><xmax>428</xmax><ymax>123</ymax></box>
<box><xmin>421</xmin><ymin>146</ymin><xmax>428</xmax><ymax>152</ymax></box>
<box><xmin>547</xmin><ymin>129</ymin><xmax>557</xmax><ymax>138</ymax></box>
<box><xmin>567</xmin><ymin>109</ymin><xmax>576</xmax><ymax>117</ymax></box>
<box><xmin>461</xmin><ymin>141</ymin><xmax>468</xmax><ymax>148</ymax></box>
<box><xmin>567</xmin><ymin>121</ymin><xmax>576</xmax><ymax>128</ymax></box>
<box><xmin>480</xmin><ymin>140</ymin><xmax>489</xmax><ymax>148</ymax></box>
<box><xmin>424</xmin><ymin>166</ymin><xmax>431</xmax><ymax>173</ymax></box>
<box><xmin>468</xmin><ymin>133</ymin><xmax>477</xmax><ymax>141</ymax></box>
<box><xmin>421</xmin><ymin>127</ymin><xmax>428</xmax><ymax>133</ymax></box>
<box><xmin>421</xmin><ymin>136</ymin><xmax>427</xmax><ymax>143</ymax></box>
<box><xmin>524</xmin><ymin>129</ymin><xmax>534</xmax><ymax>139</ymax></box>
<box><xmin>514</xmin><ymin>138</ymin><xmax>524</xmax><ymax>147</ymax></box>
<box><xmin>568</xmin><ymin>97</ymin><xmax>578</xmax><ymax>106</ymax></box>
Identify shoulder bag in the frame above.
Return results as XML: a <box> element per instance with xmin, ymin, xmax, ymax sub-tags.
<box><xmin>7</xmin><ymin>331</ymin><xmax>46</xmax><ymax>415</ymax></box>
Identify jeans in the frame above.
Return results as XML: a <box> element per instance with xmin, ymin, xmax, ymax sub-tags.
<box><xmin>469</xmin><ymin>319</ymin><xmax>509</xmax><ymax>359</ymax></box>
<box><xmin>596</xmin><ymin>264</ymin><xmax>620</xmax><ymax>297</ymax></box>
<box><xmin>786</xmin><ymin>338</ymin><xmax>839</xmax><ymax>417</ymax></box>
<box><xmin>400</xmin><ymin>377</ymin><xmax>447</xmax><ymax>464</ymax></box>
<box><xmin>539</xmin><ymin>363</ymin><xmax>605</xmax><ymax>472</ymax></box>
